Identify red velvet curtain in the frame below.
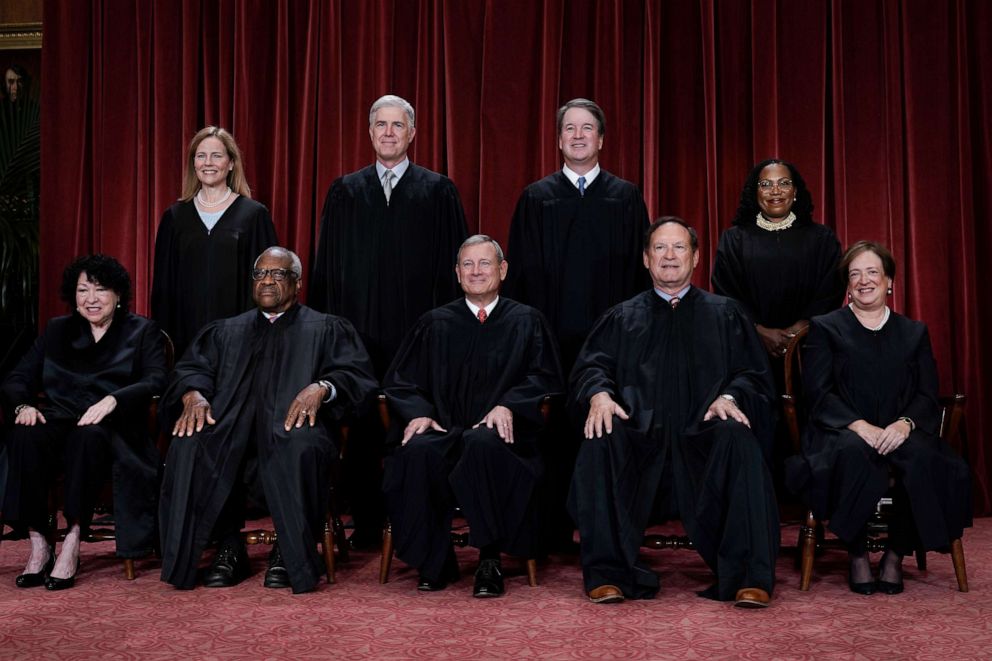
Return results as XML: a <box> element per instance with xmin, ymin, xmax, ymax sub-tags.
<box><xmin>40</xmin><ymin>0</ymin><xmax>992</xmax><ymax>511</ymax></box>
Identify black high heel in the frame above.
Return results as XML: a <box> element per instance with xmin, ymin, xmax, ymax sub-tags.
<box><xmin>15</xmin><ymin>545</ymin><xmax>55</xmax><ymax>588</ymax></box>
<box><xmin>876</xmin><ymin>549</ymin><xmax>904</xmax><ymax>595</ymax></box>
<box><xmin>44</xmin><ymin>556</ymin><xmax>80</xmax><ymax>591</ymax></box>
<box><xmin>848</xmin><ymin>555</ymin><xmax>876</xmax><ymax>595</ymax></box>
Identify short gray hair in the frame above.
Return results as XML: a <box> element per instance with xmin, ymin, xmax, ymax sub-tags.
<box><xmin>369</xmin><ymin>94</ymin><xmax>415</xmax><ymax>128</ymax></box>
<box><xmin>456</xmin><ymin>234</ymin><xmax>504</xmax><ymax>264</ymax></box>
<box><xmin>254</xmin><ymin>247</ymin><xmax>303</xmax><ymax>280</ymax></box>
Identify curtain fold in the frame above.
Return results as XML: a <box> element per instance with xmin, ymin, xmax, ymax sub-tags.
<box><xmin>40</xmin><ymin>0</ymin><xmax>992</xmax><ymax>511</ymax></box>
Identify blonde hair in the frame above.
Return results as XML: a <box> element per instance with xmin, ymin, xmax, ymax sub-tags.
<box><xmin>180</xmin><ymin>126</ymin><xmax>253</xmax><ymax>201</ymax></box>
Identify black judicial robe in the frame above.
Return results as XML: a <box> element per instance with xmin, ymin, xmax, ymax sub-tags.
<box><xmin>786</xmin><ymin>308</ymin><xmax>971</xmax><ymax>551</ymax></box>
<box><xmin>504</xmin><ymin>170</ymin><xmax>650</xmax><ymax>371</ymax></box>
<box><xmin>1</xmin><ymin>313</ymin><xmax>167</xmax><ymax>556</ymax></box>
<box><xmin>309</xmin><ymin>163</ymin><xmax>468</xmax><ymax>378</ymax></box>
<box><xmin>381</xmin><ymin>298</ymin><xmax>563</xmax><ymax>578</ymax></box>
<box><xmin>151</xmin><ymin>197</ymin><xmax>278</xmax><ymax>357</ymax></box>
<box><xmin>158</xmin><ymin>305</ymin><xmax>377</xmax><ymax>593</ymax></box>
<box><xmin>711</xmin><ymin>215</ymin><xmax>843</xmax><ymax>330</ymax></box>
<box><xmin>568</xmin><ymin>287</ymin><xmax>779</xmax><ymax>600</ymax></box>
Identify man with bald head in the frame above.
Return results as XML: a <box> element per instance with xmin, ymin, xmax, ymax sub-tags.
<box><xmin>159</xmin><ymin>247</ymin><xmax>377</xmax><ymax>593</ymax></box>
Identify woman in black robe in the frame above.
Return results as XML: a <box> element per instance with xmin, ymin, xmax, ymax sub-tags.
<box><xmin>788</xmin><ymin>241</ymin><xmax>971</xmax><ymax>594</ymax></box>
<box><xmin>2</xmin><ymin>255</ymin><xmax>167</xmax><ymax>590</ymax></box>
<box><xmin>151</xmin><ymin>126</ymin><xmax>277</xmax><ymax>357</ymax></box>
<box><xmin>712</xmin><ymin>159</ymin><xmax>843</xmax><ymax>363</ymax></box>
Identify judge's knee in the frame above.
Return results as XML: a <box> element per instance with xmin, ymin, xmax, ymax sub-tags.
<box><xmin>462</xmin><ymin>427</ymin><xmax>506</xmax><ymax>455</ymax></box>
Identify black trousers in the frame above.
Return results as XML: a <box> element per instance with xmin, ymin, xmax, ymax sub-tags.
<box><xmin>3</xmin><ymin>420</ymin><xmax>112</xmax><ymax>531</ymax></box>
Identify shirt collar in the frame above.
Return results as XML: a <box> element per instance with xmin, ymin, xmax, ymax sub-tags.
<box><xmin>376</xmin><ymin>158</ymin><xmax>410</xmax><ymax>182</ymax></box>
<box><xmin>562</xmin><ymin>163</ymin><xmax>600</xmax><ymax>189</ymax></box>
<box><xmin>465</xmin><ymin>296</ymin><xmax>499</xmax><ymax>317</ymax></box>
<box><xmin>654</xmin><ymin>285</ymin><xmax>691</xmax><ymax>303</ymax></box>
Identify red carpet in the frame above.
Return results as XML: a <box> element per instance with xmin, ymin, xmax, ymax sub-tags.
<box><xmin>1</xmin><ymin>519</ymin><xmax>989</xmax><ymax>659</ymax></box>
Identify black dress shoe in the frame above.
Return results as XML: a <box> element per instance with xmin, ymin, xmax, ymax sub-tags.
<box><xmin>473</xmin><ymin>558</ymin><xmax>504</xmax><ymax>598</ymax></box>
<box><xmin>16</xmin><ymin>546</ymin><xmax>55</xmax><ymax>588</ymax></box>
<box><xmin>263</xmin><ymin>543</ymin><xmax>291</xmax><ymax>589</ymax></box>
<box><xmin>417</xmin><ymin>546</ymin><xmax>460</xmax><ymax>591</ymax></box>
<box><xmin>45</xmin><ymin>558</ymin><xmax>80</xmax><ymax>591</ymax></box>
<box><xmin>203</xmin><ymin>541</ymin><xmax>250</xmax><ymax>587</ymax></box>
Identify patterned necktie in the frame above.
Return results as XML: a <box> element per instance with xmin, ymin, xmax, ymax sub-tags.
<box><xmin>669</xmin><ymin>296</ymin><xmax>680</xmax><ymax>310</ymax></box>
<box><xmin>577</xmin><ymin>176</ymin><xmax>586</xmax><ymax>197</ymax></box>
<box><xmin>383</xmin><ymin>169</ymin><xmax>395</xmax><ymax>203</ymax></box>
<box><xmin>477</xmin><ymin>308</ymin><xmax>488</xmax><ymax>323</ymax></box>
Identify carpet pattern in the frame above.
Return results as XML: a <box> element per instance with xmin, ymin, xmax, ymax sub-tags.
<box><xmin>1</xmin><ymin>520</ymin><xmax>989</xmax><ymax>660</ymax></box>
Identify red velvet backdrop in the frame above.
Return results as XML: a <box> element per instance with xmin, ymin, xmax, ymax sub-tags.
<box><xmin>40</xmin><ymin>0</ymin><xmax>992</xmax><ymax>511</ymax></box>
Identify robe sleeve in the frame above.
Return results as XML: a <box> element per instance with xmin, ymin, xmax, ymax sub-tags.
<box><xmin>496</xmin><ymin>313</ymin><xmax>564</xmax><ymax>426</ymax></box>
<box><xmin>308</xmin><ymin>180</ymin><xmax>344</xmax><ymax>314</ymax></box>
<box><xmin>622</xmin><ymin>189</ymin><xmax>652</xmax><ymax>298</ymax></box>
<box><xmin>0</xmin><ymin>333</ymin><xmax>44</xmax><ymax>415</ymax></box>
<box><xmin>801</xmin><ymin>227</ymin><xmax>844</xmax><ymax>320</ymax></box>
<box><xmin>717</xmin><ymin>302</ymin><xmax>776</xmax><ymax>448</ymax></box>
<box><xmin>431</xmin><ymin>180</ymin><xmax>469</xmax><ymax>307</ymax></box>
<box><xmin>711</xmin><ymin>229</ymin><xmax>756</xmax><ymax>320</ymax></box>
<box><xmin>315</xmin><ymin>316</ymin><xmax>378</xmax><ymax>419</ymax></box>
<box><xmin>163</xmin><ymin>321</ymin><xmax>222</xmax><ymax>419</ymax></box>
<box><xmin>108</xmin><ymin>319</ymin><xmax>168</xmax><ymax>414</ymax></box>
<box><xmin>503</xmin><ymin>189</ymin><xmax>543</xmax><ymax>308</ymax></box>
<box><xmin>803</xmin><ymin>317</ymin><xmax>862</xmax><ymax>429</ymax></box>
<box><xmin>899</xmin><ymin>325</ymin><xmax>941</xmax><ymax>435</ymax></box>
<box><xmin>150</xmin><ymin>207</ymin><xmax>178</xmax><ymax>337</ymax></box>
<box><xmin>382</xmin><ymin>317</ymin><xmax>438</xmax><ymax>423</ymax></box>
<box><xmin>568</xmin><ymin>306</ymin><xmax>624</xmax><ymax>425</ymax></box>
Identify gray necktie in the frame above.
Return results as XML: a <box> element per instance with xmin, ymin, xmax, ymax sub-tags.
<box><xmin>578</xmin><ymin>175</ymin><xmax>586</xmax><ymax>197</ymax></box>
<box><xmin>383</xmin><ymin>169</ymin><xmax>396</xmax><ymax>204</ymax></box>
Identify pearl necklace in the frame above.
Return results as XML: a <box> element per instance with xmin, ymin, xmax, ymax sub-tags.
<box><xmin>197</xmin><ymin>187</ymin><xmax>233</xmax><ymax>208</ymax></box>
<box><xmin>755</xmin><ymin>211</ymin><xmax>796</xmax><ymax>232</ymax></box>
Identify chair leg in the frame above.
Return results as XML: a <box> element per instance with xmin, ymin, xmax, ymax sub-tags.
<box><xmin>526</xmin><ymin>558</ymin><xmax>538</xmax><ymax>587</ymax></box>
<box><xmin>123</xmin><ymin>558</ymin><xmax>136</xmax><ymax>580</ymax></box>
<box><xmin>950</xmin><ymin>538</ymin><xmax>968</xmax><ymax>592</ymax></box>
<box><xmin>799</xmin><ymin>510</ymin><xmax>817</xmax><ymax>591</ymax></box>
<box><xmin>379</xmin><ymin>522</ymin><xmax>394</xmax><ymax>584</ymax></box>
<box><xmin>915</xmin><ymin>548</ymin><xmax>927</xmax><ymax>571</ymax></box>
<box><xmin>323</xmin><ymin>519</ymin><xmax>336</xmax><ymax>584</ymax></box>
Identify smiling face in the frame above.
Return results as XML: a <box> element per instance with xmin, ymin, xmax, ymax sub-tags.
<box><xmin>252</xmin><ymin>250</ymin><xmax>300</xmax><ymax>314</ymax></box>
<box><xmin>558</xmin><ymin>107</ymin><xmax>603</xmax><ymax>172</ymax></box>
<box><xmin>756</xmin><ymin>163</ymin><xmax>797</xmax><ymax>220</ymax></box>
<box><xmin>455</xmin><ymin>241</ymin><xmax>507</xmax><ymax>304</ymax></box>
<box><xmin>75</xmin><ymin>272</ymin><xmax>119</xmax><ymax>328</ymax></box>
<box><xmin>846</xmin><ymin>249</ymin><xmax>891</xmax><ymax>312</ymax></box>
<box><xmin>369</xmin><ymin>106</ymin><xmax>415</xmax><ymax>167</ymax></box>
<box><xmin>193</xmin><ymin>136</ymin><xmax>233</xmax><ymax>189</ymax></box>
<box><xmin>643</xmin><ymin>221</ymin><xmax>699</xmax><ymax>295</ymax></box>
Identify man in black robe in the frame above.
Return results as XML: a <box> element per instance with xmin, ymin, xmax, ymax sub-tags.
<box><xmin>382</xmin><ymin>235</ymin><xmax>563</xmax><ymax>597</ymax></box>
<box><xmin>569</xmin><ymin>217</ymin><xmax>780</xmax><ymax>608</ymax></box>
<box><xmin>503</xmin><ymin>98</ymin><xmax>650</xmax><ymax>550</ymax></box>
<box><xmin>309</xmin><ymin>94</ymin><xmax>468</xmax><ymax>546</ymax></box>
<box><xmin>159</xmin><ymin>247</ymin><xmax>377</xmax><ymax>593</ymax></box>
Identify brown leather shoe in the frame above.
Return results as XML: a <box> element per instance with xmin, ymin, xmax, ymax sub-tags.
<box><xmin>587</xmin><ymin>584</ymin><xmax>625</xmax><ymax>604</ymax></box>
<box><xmin>734</xmin><ymin>587</ymin><xmax>770</xmax><ymax>608</ymax></box>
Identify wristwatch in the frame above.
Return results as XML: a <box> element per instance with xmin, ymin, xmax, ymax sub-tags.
<box><xmin>720</xmin><ymin>394</ymin><xmax>736</xmax><ymax>405</ymax></box>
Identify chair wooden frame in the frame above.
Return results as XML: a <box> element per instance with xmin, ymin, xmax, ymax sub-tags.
<box><xmin>781</xmin><ymin>328</ymin><xmax>969</xmax><ymax>592</ymax></box>
<box><xmin>378</xmin><ymin>394</ymin><xmax>541</xmax><ymax>587</ymax></box>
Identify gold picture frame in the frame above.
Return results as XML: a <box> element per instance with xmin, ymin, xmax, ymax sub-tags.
<box><xmin>0</xmin><ymin>22</ymin><xmax>42</xmax><ymax>50</ymax></box>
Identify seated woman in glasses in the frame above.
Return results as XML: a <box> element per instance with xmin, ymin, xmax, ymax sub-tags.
<box><xmin>789</xmin><ymin>241</ymin><xmax>971</xmax><ymax>595</ymax></box>
<box><xmin>2</xmin><ymin>254</ymin><xmax>167</xmax><ymax>590</ymax></box>
<box><xmin>712</xmin><ymin>159</ymin><xmax>844</xmax><ymax>362</ymax></box>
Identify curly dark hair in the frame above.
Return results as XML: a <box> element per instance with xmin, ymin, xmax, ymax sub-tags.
<box><xmin>60</xmin><ymin>254</ymin><xmax>132</xmax><ymax>316</ymax></box>
<box><xmin>731</xmin><ymin>158</ymin><xmax>815</xmax><ymax>226</ymax></box>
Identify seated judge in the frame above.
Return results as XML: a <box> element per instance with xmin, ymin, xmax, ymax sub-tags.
<box><xmin>786</xmin><ymin>241</ymin><xmax>971</xmax><ymax>595</ymax></box>
<box><xmin>158</xmin><ymin>247</ymin><xmax>377</xmax><ymax>593</ymax></box>
<box><xmin>2</xmin><ymin>254</ymin><xmax>166</xmax><ymax>590</ymax></box>
<box><xmin>569</xmin><ymin>217</ymin><xmax>780</xmax><ymax>608</ymax></box>
<box><xmin>382</xmin><ymin>235</ymin><xmax>563</xmax><ymax>597</ymax></box>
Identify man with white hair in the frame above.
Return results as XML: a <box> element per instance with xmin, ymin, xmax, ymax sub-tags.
<box><xmin>310</xmin><ymin>94</ymin><xmax>469</xmax><ymax>547</ymax></box>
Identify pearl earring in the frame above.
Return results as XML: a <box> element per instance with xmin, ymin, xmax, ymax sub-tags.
<box><xmin>887</xmin><ymin>287</ymin><xmax>892</xmax><ymax>295</ymax></box>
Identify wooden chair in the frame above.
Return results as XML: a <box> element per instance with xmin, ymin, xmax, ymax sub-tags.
<box><xmin>378</xmin><ymin>394</ymin><xmax>541</xmax><ymax>587</ymax></box>
<box><xmin>781</xmin><ymin>329</ymin><xmax>969</xmax><ymax>592</ymax></box>
<box><xmin>0</xmin><ymin>329</ymin><xmax>175</xmax><ymax>580</ymax></box>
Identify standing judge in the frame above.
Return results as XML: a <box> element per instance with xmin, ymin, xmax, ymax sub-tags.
<box><xmin>152</xmin><ymin>126</ymin><xmax>278</xmax><ymax>358</ymax></box>
<box><xmin>159</xmin><ymin>247</ymin><xmax>377</xmax><ymax>593</ymax></box>
<box><xmin>383</xmin><ymin>235</ymin><xmax>563</xmax><ymax>597</ymax></box>
<box><xmin>569</xmin><ymin>217</ymin><xmax>779</xmax><ymax>608</ymax></box>
<box><xmin>309</xmin><ymin>94</ymin><xmax>469</xmax><ymax>545</ymax></box>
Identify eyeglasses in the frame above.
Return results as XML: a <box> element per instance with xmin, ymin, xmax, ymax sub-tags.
<box><xmin>251</xmin><ymin>268</ymin><xmax>295</xmax><ymax>281</ymax></box>
<box><xmin>757</xmin><ymin>178</ymin><xmax>794</xmax><ymax>191</ymax></box>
